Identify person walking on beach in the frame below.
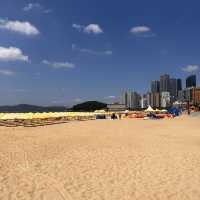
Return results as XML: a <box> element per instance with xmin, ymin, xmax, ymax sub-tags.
<box><xmin>111</xmin><ymin>113</ymin><xmax>117</xmax><ymax>120</ymax></box>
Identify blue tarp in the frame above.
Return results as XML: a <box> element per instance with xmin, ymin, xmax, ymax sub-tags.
<box><xmin>168</xmin><ymin>107</ymin><xmax>181</xmax><ymax>116</ymax></box>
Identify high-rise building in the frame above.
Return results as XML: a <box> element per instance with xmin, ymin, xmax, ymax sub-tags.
<box><xmin>193</xmin><ymin>87</ymin><xmax>200</xmax><ymax>105</ymax></box>
<box><xmin>169</xmin><ymin>78</ymin><xmax>177</xmax><ymax>98</ymax></box>
<box><xmin>178</xmin><ymin>90</ymin><xmax>185</xmax><ymax>102</ymax></box>
<box><xmin>125</xmin><ymin>91</ymin><xmax>141</xmax><ymax>109</ymax></box>
<box><xmin>148</xmin><ymin>92</ymin><xmax>160</xmax><ymax>108</ymax></box>
<box><xmin>151</xmin><ymin>80</ymin><xmax>160</xmax><ymax>93</ymax></box>
<box><xmin>132</xmin><ymin>92</ymin><xmax>141</xmax><ymax>109</ymax></box>
<box><xmin>161</xmin><ymin>92</ymin><xmax>171</xmax><ymax>108</ymax></box>
<box><xmin>171</xmin><ymin>86</ymin><xmax>200</xmax><ymax>106</ymax></box>
<box><xmin>186</xmin><ymin>75</ymin><xmax>196</xmax><ymax>88</ymax></box>
<box><xmin>121</xmin><ymin>91</ymin><xmax>128</xmax><ymax>106</ymax></box>
<box><xmin>140</xmin><ymin>95</ymin><xmax>148</xmax><ymax>109</ymax></box>
<box><xmin>177</xmin><ymin>79</ymin><xmax>182</xmax><ymax>93</ymax></box>
<box><xmin>160</xmin><ymin>74</ymin><xmax>170</xmax><ymax>92</ymax></box>
<box><xmin>184</xmin><ymin>87</ymin><xmax>194</xmax><ymax>102</ymax></box>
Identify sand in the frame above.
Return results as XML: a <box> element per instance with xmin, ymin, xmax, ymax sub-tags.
<box><xmin>0</xmin><ymin>116</ymin><xmax>200</xmax><ymax>200</ymax></box>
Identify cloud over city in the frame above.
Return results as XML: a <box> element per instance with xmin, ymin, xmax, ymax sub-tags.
<box><xmin>182</xmin><ymin>65</ymin><xmax>199</xmax><ymax>73</ymax></box>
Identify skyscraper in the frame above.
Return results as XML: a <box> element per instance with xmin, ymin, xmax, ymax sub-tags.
<box><xmin>127</xmin><ymin>91</ymin><xmax>140</xmax><ymax>109</ymax></box>
<box><xmin>140</xmin><ymin>94</ymin><xmax>148</xmax><ymax>109</ymax></box>
<box><xmin>169</xmin><ymin>78</ymin><xmax>177</xmax><ymax>98</ymax></box>
<box><xmin>122</xmin><ymin>91</ymin><xmax>140</xmax><ymax>109</ymax></box>
<box><xmin>186</xmin><ymin>75</ymin><xmax>196</xmax><ymax>88</ymax></box>
<box><xmin>121</xmin><ymin>91</ymin><xmax>128</xmax><ymax>106</ymax></box>
<box><xmin>177</xmin><ymin>79</ymin><xmax>182</xmax><ymax>94</ymax></box>
<box><xmin>161</xmin><ymin>92</ymin><xmax>171</xmax><ymax>108</ymax></box>
<box><xmin>151</xmin><ymin>80</ymin><xmax>160</xmax><ymax>93</ymax></box>
<box><xmin>148</xmin><ymin>92</ymin><xmax>160</xmax><ymax>108</ymax></box>
<box><xmin>160</xmin><ymin>74</ymin><xmax>170</xmax><ymax>92</ymax></box>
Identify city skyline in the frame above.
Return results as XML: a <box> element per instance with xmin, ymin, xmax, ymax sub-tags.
<box><xmin>121</xmin><ymin>73</ymin><xmax>199</xmax><ymax>109</ymax></box>
<box><xmin>0</xmin><ymin>0</ymin><xmax>200</xmax><ymax>106</ymax></box>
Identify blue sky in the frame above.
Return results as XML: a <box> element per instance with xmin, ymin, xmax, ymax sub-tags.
<box><xmin>0</xmin><ymin>0</ymin><xmax>199</xmax><ymax>106</ymax></box>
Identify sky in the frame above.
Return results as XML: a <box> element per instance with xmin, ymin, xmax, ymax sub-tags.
<box><xmin>0</xmin><ymin>0</ymin><xmax>200</xmax><ymax>106</ymax></box>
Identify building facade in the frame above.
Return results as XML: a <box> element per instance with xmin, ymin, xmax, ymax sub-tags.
<box><xmin>169</xmin><ymin>78</ymin><xmax>177</xmax><ymax>98</ymax></box>
<box><xmin>121</xmin><ymin>91</ymin><xmax>128</xmax><ymax>106</ymax></box>
<box><xmin>148</xmin><ymin>92</ymin><xmax>160</xmax><ymax>108</ymax></box>
<box><xmin>107</xmin><ymin>104</ymin><xmax>127</xmax><ymax>112</ymax></box>
<box><xmin>151</xmin><ymin>80</ymin><xmax>160</xmax><ymax>93</ymax></box>
<box><xmin>177</xmin><ymin>79</ymin><xmax>182</xmax><ymax>94</ymax></box>
<box><xmin>193</xmin><ymin>87</ymin><xmax>200</xmax><ymax>105</ymax></box>
<box><xmin>186</xmin><ymin>75</ymin><xmax>196</xmax><ymax>88</ymax></box>
<box><xmin>178</xmin><ymin>87</ymin><xmax>194</xmax><ymax>103</ymax></box>
<box><xmin>160</xmin><ymin>74</ymin><xmax>170</xmax><ymax>92</ymax></box>
<box><xmin>161</xmin><ymin>92</ymin><xmax>171</xmax><ymax>108</ymax></box>
<box><xmin>122</xmin><ymin>91</ymin><xmax>141</xmax><ymax>110</ymax></box>
<box><xmin>140</xmin><ymin>95</ymin><xmax>148</xmax><ymax>109</ymax></box>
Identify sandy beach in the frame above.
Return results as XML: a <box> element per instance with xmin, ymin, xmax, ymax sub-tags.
<box><xmin>0</xmin><ymin>116</ymin><xmax>200</xmax><ymax>200</ymax></box>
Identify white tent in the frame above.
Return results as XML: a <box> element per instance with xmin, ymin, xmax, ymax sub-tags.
<box><xmin>145</xmin><ymin>106</ymin><xmax>155</xmax><ymax>112</ymax></box>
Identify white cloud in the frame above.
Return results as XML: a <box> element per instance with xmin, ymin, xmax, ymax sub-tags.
<box><xmin>42</xmin><ymin>60</ymin><xmax>75</xmax><ymax>69</ymax></box>
<box><xmin>0</xmin><ymin>47</ymin><xmax>28</xmax><ymax>62</ymax></box>
<box><xmin>23</xmin><ymin>3</ymin><xmax>52</xmax><ymax>13</ymax></box>
<box><xmin>130</xmin><ymin>26</ymin><xmax>155</xmax><ymax>37</ymax></box>
<box><xmin>0</xmin><ymin>69</ymin><xmax>15</xmax><ymax>76</ymax></box>
<box><xmin>104</xmin><ymin>96</ymin><xmax>116</xmax><ymax>99</ymax></box>
<box><xmin>130</xmin><ymin>26</ymin><xmax>151</xmax><ymax>33</ymax></box>
<box><xmin>72</xmin><ymin>23</ymin><xmax>103</xmax><ymax>34</ymax></box>
<box><xmin>182</xmin><ymin>65</ymin><xmax>199</xmax><ymax>73</ymax></box>
<box><xmin>72</xmin><ymin>24</ymin><xmax>84</xmax><ymax>31</ymax></box>
<box><xmin>72</xmin><ymin>44</ymin><xmax>112</xmax><ymax>56</ymax></box>
<box><xmin>84</xmin><ymin>24</ymin><xmax>103</xmax><ymax>34</ymax></box>
<box><xmin>0</xmin><ymin>19</ymin><xmax>39</xmax><ymax>35</ymax></box>
<box><xmin>23</xmin><ymin>3</ymin><xmax>42</xmax><ymax>11</ymax></box>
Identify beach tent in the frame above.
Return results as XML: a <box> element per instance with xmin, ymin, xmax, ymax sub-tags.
<box><xmin>161</xmin><ymin>109</ymin><xmax>168</xmax><ymax>113</ymax></box>
<box><xmin>145</xmin><ymin>106</ymin><xmax>155</xmax><ymax>112</ymax></box>
<box><xmin>155</xmin><ymin>108</ymin><xmax>161</xmax><ymax>112</ymax></box>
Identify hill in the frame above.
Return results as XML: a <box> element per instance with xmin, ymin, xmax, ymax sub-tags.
<box><xmin>72</xmin><ymin>101</ymin><xmax>107</xmax><ymax>112</ymax></box>
<box><xmin>0</xmin><ymin>104</ymin><xmax>67</xmax><ymax>113</ymax></box>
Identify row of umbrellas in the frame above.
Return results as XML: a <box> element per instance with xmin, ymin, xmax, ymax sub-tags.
<box><xmin>0</xmin><ymin>107</ymin><xmax>167</xmax><ymax>120</ymax></box>
<box><xmin>0</xmin><ymin>112</ymin><xmax>98</xmax><ymax>120</ymax></box>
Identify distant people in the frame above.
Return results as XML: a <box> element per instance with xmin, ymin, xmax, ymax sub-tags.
<box><xmin>111</xmin><ymin>113</ymin><xmax>117</xmax><ymax>120</ymax></box>
<box><xmin>118</xmin><ymin>113</ymin><xmax>122</xmax><ymax>120</ymax></box>
<box><xmin>125</xmin><ymin>110</ymin><xmax>129</xmax><ymax>117</ymax></box>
